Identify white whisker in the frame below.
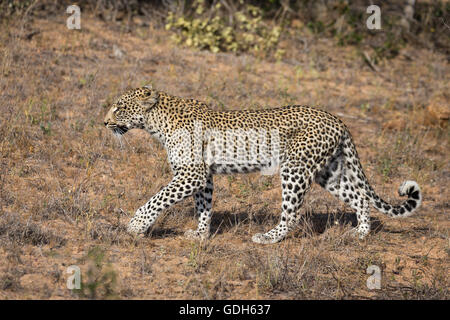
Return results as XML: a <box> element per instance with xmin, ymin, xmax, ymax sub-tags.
<box><xmin>113</xmin><ymin>131</ymin><xmax>124</xmax><ymax>149</ymax></box>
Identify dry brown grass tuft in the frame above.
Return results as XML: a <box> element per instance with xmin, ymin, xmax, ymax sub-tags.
<box><xmin>0</xmin><ymin>213</ymin><xmax>66</xmax><ymax>247</ymax></box>
<box><xmin>0</xmin><ymin>8</ymin><xmax>448</xmax><ymax>300</ymax></box>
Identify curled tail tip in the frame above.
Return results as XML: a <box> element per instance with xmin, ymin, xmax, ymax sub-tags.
<box><xmin>398</xmin><ymin>180</ymin><xmax>421</xmax><ymax>197</ymax></box>
<box><xmin>394</xmin><ymin>180</ymin><xmax>422</xmax><ymax>218</ymax></box>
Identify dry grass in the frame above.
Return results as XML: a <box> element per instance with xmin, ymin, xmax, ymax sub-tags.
<box><xmin>0</xmin><ymin>9</ymin><xmax>448</xmax><ymax>300</ymax></box>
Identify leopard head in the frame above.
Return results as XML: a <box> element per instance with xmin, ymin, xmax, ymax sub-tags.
<box><xmin>104</xmin><ymin>85</ymin><xmax>159</xmax><ymax>136</ymax></box>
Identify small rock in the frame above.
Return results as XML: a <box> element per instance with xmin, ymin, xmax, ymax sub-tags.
<box><xmin>383</xmin><ymin>118</ymin><xmax>406</xmax><ymax>131</ymax></box>
<box><xmin>133</xmin><ymin>16</ymin><xmax>148</xmax><ymax>27</ymax></box>
<box><xmin>113</xmin><ymin>45</ymin><xmax>124</xmax><ymax>59</ymax></box>
<box><xmin>291</xmin><ymin>19</ymin><xmax>304</xmax><ymax>29</ymax></box>
<box><xmin>20</xmin><ymin>273</ymin><xmax>53</xmax><ymax>292</ymax></box>
<box><xmin>424</xmin><ymin>101</ymin><xmax>449</xmax><ymax>128</ymax></box>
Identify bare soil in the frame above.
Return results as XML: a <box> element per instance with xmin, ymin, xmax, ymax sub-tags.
<box><xmin>0</xmin><ymin>13</ymin><xmax>448</xmax><ymax>299</ymax></box>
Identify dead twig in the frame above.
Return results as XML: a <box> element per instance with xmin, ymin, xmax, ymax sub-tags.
<box><xmin>362</xmin><ymin>51</ymin><xmax>379</xmax><ymax>73</ymax></box>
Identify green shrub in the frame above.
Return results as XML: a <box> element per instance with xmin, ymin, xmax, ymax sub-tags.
<box><xmin>165</xmin><ymin>0</ymin><xmax>284</xmax><ymax>58</ymax></box>
<box><xmin>74</xmin><ymin>246</ymin><xmax>118</xmax><ymax>299</ymax></box>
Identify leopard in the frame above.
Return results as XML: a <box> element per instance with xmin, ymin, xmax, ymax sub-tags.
<box><xmin>103</xmin><ymin>85</ymin><xmax>422</xmax><ymax>244</ymax></box>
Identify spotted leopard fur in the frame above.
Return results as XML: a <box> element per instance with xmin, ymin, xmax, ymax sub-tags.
<box><xmin>103</xmin><ymin>86</ymin><xmax>422</xmax><ymax>244</ymax></box>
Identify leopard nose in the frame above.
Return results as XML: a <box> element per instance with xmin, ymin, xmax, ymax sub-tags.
<box><xmin>104</xmin><ymin>120</ymin><xmax>108</xmax><ymax>126</ymax></box>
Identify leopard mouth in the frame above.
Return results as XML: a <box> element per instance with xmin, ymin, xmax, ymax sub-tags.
<box><xmin>112</xmin><ymin>125</ymin><xmax>129</xmax><ymax>135</ymax></box>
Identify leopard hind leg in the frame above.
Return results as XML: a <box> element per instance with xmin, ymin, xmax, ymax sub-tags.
<box><xmin>252</xmin><ymin>130</ymin><xmax>339</xmax><ymax>244</ymax></box>
<box><xmin>315</xmin><ymin>145</ymin><xmax>371</xmax><ymax>238</ymax></box>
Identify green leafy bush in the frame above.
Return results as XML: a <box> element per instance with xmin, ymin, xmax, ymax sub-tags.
<box><xmin>165</xmin><ymin>0</ymin><xmax>284</xmax><ymax>58</ymax></box>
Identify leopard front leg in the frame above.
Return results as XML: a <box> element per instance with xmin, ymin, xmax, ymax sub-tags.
<box><xmin>184</xmin><ymin>174</ymin><xmax>214</xmax><ymax>240</ymax></box>
<box><xmin>127</xmin><ymin>168</ymin><xmax>207</xmax><ymax>236</ymax></box>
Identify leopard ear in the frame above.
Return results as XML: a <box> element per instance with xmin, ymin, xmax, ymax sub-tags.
<box><xmin>143</xmin><ymin>90</ymin><xmax>159</xmax><ymax>111</ymax></box>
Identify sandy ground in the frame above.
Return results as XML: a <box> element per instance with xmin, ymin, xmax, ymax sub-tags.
<box><xmin>0</xmin><ymin>12</ymin><xmax>448</xmax><ymax>299</ymax></box>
